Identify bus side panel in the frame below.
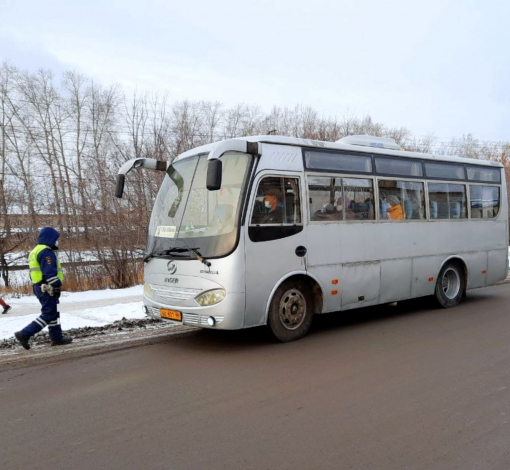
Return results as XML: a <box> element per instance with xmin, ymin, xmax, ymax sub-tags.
<box><xmin>379</xmin><ymin>258</ymin><xmax>412</xmax><ymax>303</ymax></box>
<box><xmin>341</xmin><ymin>261</ymin><xmax>380</xmax><ymax>309</ymax></box>
<box><xmin>464</xmin><ymin>251</ymin><xmax>488</xmax><ymax>289</ymax></box>
<box><xmin>487</xmin><ymin>249</ymin><xmax>508</xmax><ymax>285</ymax></box>
<box><xmin>411</xmin><ymin>256</ymin><xmax>444</xmax><ymax>298</ymax></box>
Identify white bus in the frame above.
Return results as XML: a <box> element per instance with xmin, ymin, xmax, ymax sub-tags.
<box><xmin>116</xmin><ymin>135</ymin><xmax>508</xmax><ymax>342</ymax></box>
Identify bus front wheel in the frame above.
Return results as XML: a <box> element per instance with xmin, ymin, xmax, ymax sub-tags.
<box><xmin>434</xmin><ymin>261</ymin><xmax>465</xmax><ymax>308</ymax></box>
<box><xmin>267</xmin><ymin>279</ymin><xmax>314</xmax><ymax>342</ymax></box>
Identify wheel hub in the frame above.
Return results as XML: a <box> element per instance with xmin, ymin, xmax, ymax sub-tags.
<box><xmin>278</xmin><ymin>289</ymin><xmax>307</xmax><ymax>330</ymax></box>
<box><xmin>442</xmin><ymin>267</ymin><xmax>460</xmax><ymax>299</ymax></box>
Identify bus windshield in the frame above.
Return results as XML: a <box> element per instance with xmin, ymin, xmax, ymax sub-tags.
<box><xmin>146</xmin><ymin>152</ymin><xmax>251</xmax><ymax>259</ymax></box>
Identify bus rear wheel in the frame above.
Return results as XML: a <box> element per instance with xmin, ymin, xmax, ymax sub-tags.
<box><xmin>267</xmin><ymin>279</ymin><xmax>314</xmax><ymax>342</ymax></box>
<box><xmin>434</xmin><ymin>261</ymin><xmax>465</xmax><ymax>308</ymax></box>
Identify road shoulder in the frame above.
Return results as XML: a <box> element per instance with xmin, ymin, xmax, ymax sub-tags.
<box><xmin>0</xmin><ymin>319</ymin><xmax>196</xmax><ymax>371</ymax></box>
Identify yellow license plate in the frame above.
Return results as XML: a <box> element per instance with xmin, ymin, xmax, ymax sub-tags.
<box><xmin>160</xmin><ymin>309</ymin><xmax>182</xmax><ymax>321</ymax></box>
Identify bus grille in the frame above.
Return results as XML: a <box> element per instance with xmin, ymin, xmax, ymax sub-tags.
<box><xmin>149</xmin><ymin>284</ymin><xmax>201</xmax><ymax>303</ymax></box>
<box><xmin>183</xmin><ymin>313</ymin><xmax>199</xmax><ymax>325</ymax></box>
<box><xmin>183</xmin><ymin>314</ymin><xmax>224</xmax><ymax>326</ymax></box>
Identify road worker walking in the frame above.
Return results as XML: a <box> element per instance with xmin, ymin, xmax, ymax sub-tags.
<box><xmin>14</xmin><ymin>227</ymin><xmax>73</xmax><ymax>350</ymax></box>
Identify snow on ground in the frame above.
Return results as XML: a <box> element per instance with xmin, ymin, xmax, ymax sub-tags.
<box><xmin>0</xmin><ymin>285</ymin><xmax>145</xmax><ymax>340</ymax></box>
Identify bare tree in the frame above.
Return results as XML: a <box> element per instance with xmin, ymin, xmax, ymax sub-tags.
<box><xmin>1</xmin><ymin>64</ymin><xmax>508</xmax><ymax>290</ymax></box>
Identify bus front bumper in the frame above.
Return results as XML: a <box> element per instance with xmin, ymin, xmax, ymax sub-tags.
<box><xmin>143</xmin><ymin>292</ymin><xmax>246</xmax><ymax>330</ymax></box>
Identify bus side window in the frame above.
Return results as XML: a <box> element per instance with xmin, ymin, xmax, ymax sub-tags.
<box><xmin>469</xmin><ymin>184</ymin><xmax>500</xmax><ymax>219</ymax></box>
<box><xmin>308</xmin><ymin>176</ymin><xmax>335</xmax><ymax>222</ymax></box>
<box><xmin>379</xmin><ymin>179</ymin><xmax>425</xmax><ymax>221</ymax></box>
<box><xmin>251</xmin><ymin>176</ymin><xmax>302</xmax><ymax>225</ymax></box>
<box><xmin>343</xmin><ymin>178</ymin><xmax>375</xmax><ymax>221</ymax></box>
<box><xmin>428</xmin><ymin>183</ymin><xmax>467</xmax><ymax>220</ymax></box>
<box><xmin>402</xmin><ymin>181</ymin><xmax>425</xmax><ymax>219</ymax></box>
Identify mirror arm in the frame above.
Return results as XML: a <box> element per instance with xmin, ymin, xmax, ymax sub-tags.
<box><xmin>207</xmin><ymin>140</ymin><xmax>259</xmax><ymax>161</ymax></box>
<box><xmin>115</xmin><ymin>158</ymin><xmax>168</xmax><ymax>198</ymax></box>
<box><xmin>205</xmin><ymin>140</ymin><xmax>259</xmax><ymax>192</ymax></box>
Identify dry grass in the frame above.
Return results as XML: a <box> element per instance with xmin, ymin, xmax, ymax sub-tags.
<box><xmin>2</xmin><ymin>263</ymin><xmax>144</xmax><ymax>297</ymax></box>
<box><xmin>64</xmin><ymin>263</ymin><xmax>144</xmax><ymax>291</ymax></box>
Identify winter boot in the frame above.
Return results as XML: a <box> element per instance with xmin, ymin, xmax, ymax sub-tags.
<box><xmin>14</xmin><ymin>331</ymin><xmax>30</xmax><ymax>350</ymax></box>
<box><xmin>2</xmin><ymin>305</ymin><xmax>12</xmax><ymax>314</ymax></box>
<box><xmin>51</xmin><ymin>336</ymin><xmax>73</xmax><ymax>346</ymax></box>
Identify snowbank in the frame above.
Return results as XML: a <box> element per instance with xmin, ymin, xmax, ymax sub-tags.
<box><xmin>0</xmin><ymin>285</ymin><xmax>146</xmax><ymax>340</ymax></box>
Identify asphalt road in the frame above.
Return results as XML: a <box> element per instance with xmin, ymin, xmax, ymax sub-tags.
<box><xmin>1</xmin><ymin>285</ymin><xmax>510</xmax><ymax>470</ymax></box>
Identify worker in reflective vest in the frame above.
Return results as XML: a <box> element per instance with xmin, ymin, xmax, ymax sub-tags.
<box><xmin>14</xmin><ymin>227</ymin><xmax>73</xmax><ymax>350</ymax></box>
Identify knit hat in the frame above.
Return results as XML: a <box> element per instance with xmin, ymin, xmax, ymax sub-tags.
<box><xmin>386</xmin><ymin>195</ymin><xmax>400</xmax><ymax>206</ymax></box>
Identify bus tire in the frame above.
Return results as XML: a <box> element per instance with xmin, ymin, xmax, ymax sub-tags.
<box><xmin>434</xmin><ymin>261</ymin><xmax>465</xmax><ymax>308</ymax></box>
<box><xmin>267</xmin><ymin>279</ymin><xmax>314</xmax><ymax>342</ymax></box>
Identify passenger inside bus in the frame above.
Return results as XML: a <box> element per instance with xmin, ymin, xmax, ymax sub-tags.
<box><xmin>314</xmin><ymin>203</ymin><xmax>341</xmax><ymax>221</ymax></box>
<box><xmin>352</xmin><ymin>199</ymin><xmax>373</xmax><ymax>220</ymax></box>
<box><xmin>386</xmin><ymin>195</ymin><xmax>404</xmax><ymax>220</ymax></box>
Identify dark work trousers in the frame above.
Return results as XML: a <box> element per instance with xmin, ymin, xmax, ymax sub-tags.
<box><xmin>21</xmin><ymin>285</ymin><xmax>62</xmax><ymax>341</ymax></box>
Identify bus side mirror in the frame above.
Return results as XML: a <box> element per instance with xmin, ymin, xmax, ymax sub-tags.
<box><xmin>207</xmin><ymin>159</ymin><xmax>222</xmax><ymax>191</ymax></box>
<box><xmin>115</xmin><ymin>174</ymin><xmax>125</xmax><ymax>198</ymax></box>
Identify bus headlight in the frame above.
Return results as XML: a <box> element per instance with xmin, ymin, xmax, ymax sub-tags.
<box><xmin>144</xmin><ymin>283</ymin><xmax>154</xmax><ymax>298</ymax></box>
<box><xmin>195</xmin><ymin>289</ymin><xmax>226</xmax><ymax>306</ymax></box>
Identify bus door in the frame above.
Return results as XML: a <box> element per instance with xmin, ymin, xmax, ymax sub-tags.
<box><xmin>244</xmin><ymin>173</ymin><xmax>307</xmax><ymax>327</ymax></box>
<box><xmin>305</xmin><ymin>174</ymin><xmax>380</xmax><ymax>312</ymax></box>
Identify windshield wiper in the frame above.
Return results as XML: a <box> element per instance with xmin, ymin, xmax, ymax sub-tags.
<box><xmin>143</xmin><ymin>247</ymin><xmax>190</xmax><ymax>263</ymax></box>
<box><xmin>167</xmin><ymin>246</ymin><xmax>211</xmax><ymax>267</ymax></box>
<box><xmin>187</xmin><ymin>247</ymin><xmax>211</xmax><ymax>267</ymax></box>
<box><xmin>143</xmin><ymin>247</ymin><xmax>211</xmax><ymax>267</ymax></box>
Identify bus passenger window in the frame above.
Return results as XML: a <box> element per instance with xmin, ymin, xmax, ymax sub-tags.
<box><xmin>343</xmin><ymin>178</ymin><xmax>374</xmax><ymax>221</ymax></box>
<box><xmin>308</xmin><ymin>176</ymin><xmax>374</xmax><ymax>222</ymax></box>
<box><xmin>308</xmin><ymin>176</ymin><xmax>343</xmax><ymax>222</ymax></box>
<box><xmin>378</xmin><ymin>179</ymin><xmax>425</xmax><ymax>220</ymax></box>
<box><xmin>469</xmin><ymin>185</ymin><xmax>500</xmax><ymax>219</ymax></box>
<box><xmin>402</xmin><ymin>181</ymin><xmax>425</xmax><ymax>219</ymax></box>
<box><xmin>428</xmin><ymin>183</ymin><xmax>467</xmax><ymax>219</ymax></box>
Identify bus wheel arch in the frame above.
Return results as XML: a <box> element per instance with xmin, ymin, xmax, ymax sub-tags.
<box><xmin>266</xmin><ymin>275</ymin><xmax>322</xmax><ymax>342</ymax></box>
<box><xmin>434</xmin><ymin>258</ymin><xmax>467</xmax><ymax>308</ymax></box>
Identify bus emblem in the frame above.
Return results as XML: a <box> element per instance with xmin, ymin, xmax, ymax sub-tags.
<box><xmin>167</xmin><ymin>261</ymin><xmax>177</xmax><ymax>274</ymax></box>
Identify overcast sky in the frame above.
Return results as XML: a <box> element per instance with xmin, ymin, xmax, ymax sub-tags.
<box><xmin>1</xmin><ymin>0</ymin><xmax>509</xmax><ymax>143</ymax></box>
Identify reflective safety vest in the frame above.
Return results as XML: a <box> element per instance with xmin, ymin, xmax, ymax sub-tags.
<box><xmin>28</xmin><ymin>244</ymin><xmax>64</xmax><ymax>285</ymax></box>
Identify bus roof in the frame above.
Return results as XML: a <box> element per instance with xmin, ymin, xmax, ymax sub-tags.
<box><xmin>174</xmin><ymin>135</ymin><xmax>503</xmax><ymax>168</ymax></box>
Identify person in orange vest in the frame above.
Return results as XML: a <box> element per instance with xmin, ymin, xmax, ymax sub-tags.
<box><xmin>386</xmin><ymin>195</ymin><xmax>404</xmax><ymax>220</ymax></box>
<box><xmin>14</xmin><ymin>227</ymin><xmax>72</xmax><ymax>350</ymax></box>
